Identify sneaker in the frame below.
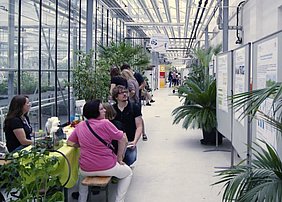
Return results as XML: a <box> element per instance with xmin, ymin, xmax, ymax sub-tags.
<box><xmin>150</xmin><ymin>100</ymin><xmax>155</xmax><ymax>103</ymax></box>
<box><xmin>146</xmin><ymin>103</ymin><xmax>152</xmax><ymax>106</ymax></box>
<box><xmin>142</xmin><ymin>134</ymin><xmax>148</xmax><ymax>141</ymax></box>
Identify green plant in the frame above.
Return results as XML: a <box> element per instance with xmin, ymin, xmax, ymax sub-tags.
<box><xmin>172</xmin><ymin>46</ymin><xmax>221</xmax><ymax>141</ymax></box>
<box><xmin>0</xmin><ymin>147</ymin><xmax>64</xmax><ymax>201</ymax></box>
<box><xmin>172</xmin><ymin>77</ymin><xmax>217</xmax><ymax>132</ymax></box>
<box><xmin>214</xmin><ymin>141</ymin><xmax>282</xmax><ymax>202</ymax></box>
<box><xmin>72</xmin><ymin>50</ymin><xmax>110</xmax><ymax>101</ymax></box>
<box><xmin>21</xmin><ymin>72</ymin><xmax>38</xmax><ymax>94</ymax></box>
<box><xmin>97</xmin><ymin>41</ymin><xmax>150</xmax><ymax>71</ymax></box>
<box><xmin>214</xmin><ymin>82</ymin><xmax>282</xmax><ymax>201</ymax></box>
<box><xmin>0</xmin><ymin>79</ymin><xmax>8</xmax><ymax>95</ymax></box>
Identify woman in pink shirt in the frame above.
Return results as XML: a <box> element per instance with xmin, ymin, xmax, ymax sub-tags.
<box><xmin>67</xmin><ymin>99</ymin><xmax>132</xmax><ymax>202</ymax></box>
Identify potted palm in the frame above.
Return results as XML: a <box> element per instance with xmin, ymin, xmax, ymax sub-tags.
<box><xmin>214</xmin><ymin>82</ymin><xmax>282</xmax><ymax>201</ymax></box>
<box><xmin>172</xmin><ymin>45</ymin><xmax>222</xmax><ymax>145</ymax></box>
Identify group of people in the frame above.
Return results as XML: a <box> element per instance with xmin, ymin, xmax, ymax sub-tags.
<box><xmin>2</xmin><ymin>64</ymin><xmax>152</xmax><ymax>202</ymax></box>
<box><xmin>168</xmin><ymin>70</ymin><xmax>181</xmax><ymax>87</ymax></box>
<box><xmin>68</xmin><ymin>64</ymin><xmax>151</xmax><ymax>201</ymax></box>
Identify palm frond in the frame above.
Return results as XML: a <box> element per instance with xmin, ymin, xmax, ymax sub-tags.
<box><xmin>230</xmin><ymin>83</ymin><xmax>282</xmax><ymax>119</ymax></box>
<box><xmin>214</xmin><ymin>141</ymin><xmax>282</xmax><ymax>202</ymax></box>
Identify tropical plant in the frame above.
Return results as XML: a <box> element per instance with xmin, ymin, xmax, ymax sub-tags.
<box><xmin>214</xmin><ymin>82</ymin><xmax>282</xmax><ymax>201</ymax></box>
<box><xmin>214</xmin><ymin>140</ymin><xmax>282</xmax><ymax>202</ymax></box>
<box><xmin>172</xmin><ymin>77</ymin><xmax>216</xmax><ymax>132</ymax></box>
<box><xmin>172</xmin><ymin>45</ymin><xmax>222</xmax><ymax>144</ymax></box>
<box><xmin>97</xmin><ymin>41</ymin><xmax>150</xmax><ymax>71</ymax></box>
<box><xmin>0</xmin><ymin>147</ymin><xmax>64</xmax><ymax>201</ymax></box>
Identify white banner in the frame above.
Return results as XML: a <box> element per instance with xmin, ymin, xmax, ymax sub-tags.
<box><xmin>150</xmin><ymin>35</ymin><xmax>169</xmax><ymax>53</ymax></box>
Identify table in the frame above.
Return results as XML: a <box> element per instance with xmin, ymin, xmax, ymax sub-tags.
<box><xmin>51</xmin><ymin>141</ymin><xmax>80</xmax><ymax>188</ymax></box>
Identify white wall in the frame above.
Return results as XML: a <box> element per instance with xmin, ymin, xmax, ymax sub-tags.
<box><xmin>208</xmin><ymin>0</ymin><xmax>282</xmax><ymax>50</ymax></box>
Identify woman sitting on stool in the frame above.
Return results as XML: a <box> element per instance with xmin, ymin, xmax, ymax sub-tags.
<box><xmin>67</xmin><ymin>99</ymin><xmax>132</xmax><ymax>202</ymax></box>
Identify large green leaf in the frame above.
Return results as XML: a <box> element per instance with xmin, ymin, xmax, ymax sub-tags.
<box><xmin>214</xmin><ymin>141</ymin><xmax>282</xmax><ymax>202</ymax></box>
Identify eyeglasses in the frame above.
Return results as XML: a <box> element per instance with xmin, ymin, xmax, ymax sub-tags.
<box><xmin>118</xmin><ymin>90</ymin><xmax>129</xmax><ymax>94</ymax></box>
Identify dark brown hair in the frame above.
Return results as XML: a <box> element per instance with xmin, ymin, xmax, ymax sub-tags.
<box><xmin>112</xmin><ymin>85</ymin><xmax>127</xmax><ymax>102</ymax></box>
<box><xmin>110</xmin><ymin>66</ymin><xmax>121</xmax><ymax>78</ymax></box>
<box><xmin>4</xmin><ymin>95</ymin><xmax>29</xmax><ymax>130</ymax></box>
<box><xmin>83</xmin><ymin>99</ymin><xmax>101</xmax><ymax>119</ymax></box>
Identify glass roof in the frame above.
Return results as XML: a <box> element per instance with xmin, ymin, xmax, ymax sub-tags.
<box><xmin>114</xmin><ymin>0</ymin><xmax>222</xmax><ymax>65</ymax></box>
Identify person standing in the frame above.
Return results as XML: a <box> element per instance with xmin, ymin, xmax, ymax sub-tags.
<box><xmin>110</xmin><ymin>66</ymin><xmax>128</xmax><ymax>96</ymax></box>
<box><xmin>112</xmin><ymin>85</ymin><xmax>143</xmax><ymax>166</ymax></box>
<box><xmin>120</xmin><ymin>64</ymin><xmax>148</xmax><ymax>141</ymax></box>
<box><xmin>121</xmin><ymin>69</ymin><xmax>139</xmax><ymax>104</ymax></box>
<box><xmin>168</xmin><ymin>70</ymin><xmax>173</xmax><ymax>87</ymax></box>
<box><xmin>4</xmin><ymin>95</ymin><xmax>33</xmax><ymax>152</ymax></box>
<box><xmin>67</xmin><ymin>99</ymin><xmax>132</xmax><ymax>202</ymax></box>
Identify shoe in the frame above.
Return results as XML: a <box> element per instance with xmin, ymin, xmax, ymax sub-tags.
<box><xmin>142</xmin><ymin>134</ymin><xmax>148</xmax><ymax>141</ymax></box>
<box><xmin>111</xmin><ymin>177</ymin><xmax>119</xmax><ymax>184</ymax></box>
<box><xmin>71</xmin><ymin>192</ymin><xmax>79</xmax><ymax>200</ymax></box>
<box><xmin>146</xmin><ymin>103</ymin><xmax>151</xmax><ymax>106</ymax></box>
<box><xmin>150</xmin><ymin>100</ymin><xmax>155</xmax><ymax>103</ymax></box>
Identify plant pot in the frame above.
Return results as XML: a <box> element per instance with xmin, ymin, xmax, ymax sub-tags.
<box><xmin>201</xmin><ymin>129</ymin><xmax>222</xmax><ymax>145</ymax></box>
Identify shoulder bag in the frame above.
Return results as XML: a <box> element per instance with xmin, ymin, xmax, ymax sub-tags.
<box><xmin>85</xmin><ymin>120</ymin><xmax>115</xmax><ymax>152</ymax></box>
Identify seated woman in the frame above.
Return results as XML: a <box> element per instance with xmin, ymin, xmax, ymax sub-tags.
<box><xmin>67</xmin><ymin>99</ymin><xmax>132</xmax><ymax>202</ymax></box>
<box><xmin>4</xmin><ymin>95</ymin><xmax>33</xmax><ymax>152</ymax></box>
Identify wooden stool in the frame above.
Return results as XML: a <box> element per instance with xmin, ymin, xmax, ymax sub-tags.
<box><xmin>81</xmin><ymin>176</ymin><xmax>112</xmax><ymax>202</ymax></box>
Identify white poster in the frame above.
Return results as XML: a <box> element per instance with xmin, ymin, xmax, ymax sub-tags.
<box><xmin>234</xmin><ymin>48</ymin><xmax>246</xmax><ymax>126</ymax></box>
<box><xmin>217</xmin><ymin>54</ymin><xmax>228</xmax><ymax>112</ymax></box>
<box><xmin>256</xmin><ymin>37</ymin><xmax>278</xmax><ymax>149</ymax></box>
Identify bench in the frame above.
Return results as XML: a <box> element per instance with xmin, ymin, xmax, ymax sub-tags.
<box><xmin>81</xmin><ymin>176</ymin><xmax>112</xmax><ymax>202</ymax></box>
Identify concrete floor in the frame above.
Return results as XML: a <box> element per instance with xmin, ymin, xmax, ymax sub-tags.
<box><xmin>80</xmin><ymin>87</ymin><xmax>234</xmax><ymax>202</ymax></box>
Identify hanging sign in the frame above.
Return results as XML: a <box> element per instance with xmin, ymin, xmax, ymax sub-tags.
<box><xmin>150</xmin><ymin>35</ymin><xmax>169</xmax><ymax>53</ymax></box>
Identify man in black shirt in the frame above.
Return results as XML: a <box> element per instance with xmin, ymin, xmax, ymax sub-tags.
<box><xmin>121</xmin><ymin>64</ymin><xmax>148</xmax><ymax>141</ymax></box>
<box><xmin>112</xmin><ymin>85</ymin><xmax>143</xmax><ymax>166</ymax></box>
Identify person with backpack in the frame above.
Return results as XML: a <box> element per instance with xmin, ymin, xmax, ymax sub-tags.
<box><xmin>112</xmin><ymin>85</ymin><xmax>143</xmax><ymax>166</ymax></box>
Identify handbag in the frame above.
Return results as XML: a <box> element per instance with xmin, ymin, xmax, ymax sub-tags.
<box><xmin>85</xmin><ymin>120</ymin><xmax>115</xmax><ymax>152</ymax></box>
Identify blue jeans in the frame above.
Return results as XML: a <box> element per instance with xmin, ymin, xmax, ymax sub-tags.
<box><xmin>124</xmin><ymin>147</ymin><xmax>137</xmax><ymax>166</ymax></box>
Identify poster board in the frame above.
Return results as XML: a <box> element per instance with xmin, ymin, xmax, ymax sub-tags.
<box><xmin>216</xmin><ymin>52</ymin><xmax>232</xmax><ymax>141</ymax></box>
<box><xmin>232</xmin><ymin>44</ymin><xmax>251</xmax><ymax>159</ymax></box>
<box><xmin>252</xmin><ymin>30</ymin><xmax>282</xmax><ymax>155</ymax></box>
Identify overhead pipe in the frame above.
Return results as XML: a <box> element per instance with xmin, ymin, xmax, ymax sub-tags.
<box><xmin>235</xmin><ymin>1</ymin><xmax>246</xmax><ymax>44</ymax></box>
<box><xmin>198</xmin><ymin>0</ymin><xmax>221</xmax><ymax>41</ymax></box>
<box><xmin>195</xmin><ymin>0</ymin><xmax>216</xmax><ymax>41</ymax></box>
<box><xmin>184</xmin><ymin>0</ymin><xmax>203</xmax><ymax>56</ymax></box>
<box><xmin>189</xmin><ymin>0</ymin><xmax>209</xmax><ymax>49</ymax></box>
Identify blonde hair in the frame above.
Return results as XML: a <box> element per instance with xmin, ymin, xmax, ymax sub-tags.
<box><xmin>102</xmin><ymin>102</ymin><xmax>117</xmax><ymax>120</ymax></box>
<box><xmin>121</xmin><ymin>69</ymin><xmax>135</xmax><ymax>81</ymax></box>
